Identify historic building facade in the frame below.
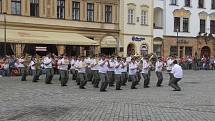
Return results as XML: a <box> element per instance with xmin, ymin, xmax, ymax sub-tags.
<box><xmin>153</xmin><ymin>0</ymin><xmax>215</xmax><ymax>58</ymax></box>
<box><xmin>119</xmin><ymin>0</ymin><xmax>153</xmax><ymax>57</ymax></box>
<box><xmin>0</xmin><ymin>0</ymin><xmax>119</xmax><ymax>56</ymax></box>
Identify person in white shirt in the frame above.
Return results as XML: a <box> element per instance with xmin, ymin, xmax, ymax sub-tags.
<box><xmin>121</xmin><ymin>58</ymin><xmax>128</xmax><ymax>86</ymax></box>
<box><xmin>167</xmin><ymin>56</ymin><xmax>174</xmax><ymax>85</ymax></box>
<box><xmin>114</xmin><ymin>57</ymin><xmax>123</xmax><ymax>90</ymax></box>
<box><xmin>107</xmin><ymin>56</ymin><xmax>116</xmax><ymax>87</ymax></box>
<box><xmin>43</xmin><ymin>53</ymin><xmax>54</xmax><ymax>84</ymax></box>
<box><xmin>70</xmin><ymin>56</ymin><xmax>76</xmax><ymax>80</ymax></box>
<box><xmin>16</xmin><ymin>56</ymin><xmax>27</xmax><ymax>81</ymax></box>
<box><xmin>141</xmin><ymin>56</ymin><xmax>150</xmax><ymax>88</ymax></box>
<box><xmin>75</xmin><ymin>56</ymin><xmax>87</xmax><ymax>89</ymax></box>
<box><xmin>29</xmin><ymin>56</ymin><xmax>38</xmax><ymax>82</ymax></box>
<box><xmin>155</xmin><ymin>57</ymin><xmax>163</xmax><ymax>87</ymax></box>
<box><xmin>98</xmin><ymin>56</ymin><xmax>109</xmax><ymax>92</ymax></box>
<box><xmin>169</xmin><ymin>60</ymin><xmax>183</xmax><ymax>91</ymax></box>
<box><xmin>129</xmin><ymin>58</ymin><xmax>138</xmax><ymax>89</ymax></box>
<box><xmin>58</xmin><ymin>54</ymin><xmax>70</xmax><ymax>86</ymax></box>
<box><xmin>91</xmin><ymin>55</ymin><xmax>100</xmax><ymax>88</ymax></box>
<box><xmin>85</xmin><ymin>56</ymin><xmax>93</xmax><ymax>82</ymax></box>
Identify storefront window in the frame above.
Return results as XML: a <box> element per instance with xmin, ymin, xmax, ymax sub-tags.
<box><xmin>153</xmin><ymin>44</ymin><xmax>161</xmax><ymax>56</ymax></box>
<box><xmin>185</xmin><ymin>47</ymin><xmax>192</xmax><ymax>56</ymax></box>
<box><xmin>170</xmin><ymin>46</ymin><xmax>178</xmax><ymax>56</ymax></box>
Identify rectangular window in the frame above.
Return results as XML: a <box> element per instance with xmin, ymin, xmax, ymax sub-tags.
<box><xmin>174</xmin><ymin>17</ymin><xmax>180</xmax><ymax>32</ymax></box>
<box><xmin>200</xmin><ymin>19</ymin><xmax>206</xmax><ymax>33</ymax></box>
<box><xmin>105</xmin><ymin>5</ymin><xmax>112</xmax><ymax>23</ymax></box>
<box><xmin>185</xmin><ymin>0</ymin><xmax>191</xmax><ymax>7</ymax></box>
<box><xmin>183</xmin><ymin>18</ymin><xmax>189</xmax><ymax>32</ymax></box>
<box><xmin>128</xmin><ymin>9</ymin><xmax>134</xmax><ymax>24</ymax></box>
<box><xmin>170</xmin><ymin>46</ymin><xmax>178</xmax><ymax>56</ymax></box>
<box><xmin>57</xmin><ymin>0</ymin><xmax>65</xmax><ymax>19</ymax></box>
<box><xmin>210</xmin><ymin>20</ymin><xmax>215</xmax><ymax>34</ymax></box>
<box><xmin>185</xmin><ymin>47</ymin><xmax>192</xmax><ymax>56</ymax></box>
<box><xmin>11</xmin><ymin>0</ymin><xmax>21</xmax><ymax>15</ymax></box>
<box><xmin>171</xmin><ymin>0</ymin><xmax>177</xmax><ymax>5</ymax></box>
<box><xmin>212</xmin><ymin>0</ymin><xmax>215</xmax><ymax>9</ymax></box>
<box><xmin>30</xmin><ymin>0</ymin><xmax>39</xmax><ymax>17</ymax></box>
<box><xmin>141</xmin><ymin>10</ymin><xmax>148</xmax><ymax>25</ymax></box>
<box><xmin>87</xmin><ymin>3</ymin><xmax>94</xmax><ymax>22</ymax></box>
<box><xmin>0</xmin><ymin>0</ymin><xmax>2</xmax><ymax>13</ymax></box>
<box><xmin>198</xmin><ymin>0</ymin><xmax>204</xmax><ymax>8</ymax></box>
<box><xmin>72</xmin><ymin>1</ymin><xmax>80</xmax><ymax>20</ymax></box>
<box><xmin>153</xmin><ymin>45</ymin><xmax>162</xmax><ymax>57</ymax></box>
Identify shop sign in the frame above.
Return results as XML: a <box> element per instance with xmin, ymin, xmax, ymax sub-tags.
<box><xmin>36</xmin><ymin>47</ymin><xmax>47</xmax><ymax>51</ymax></box>
<box><xmin>132</xmin><ymin>36</ymin><xmax>145</xmax><ymax>41</ymax></box>
<box><xmin>178</xmin><ymin>39</ymin><xmax>189</xmax><ymax>44</ymax></box>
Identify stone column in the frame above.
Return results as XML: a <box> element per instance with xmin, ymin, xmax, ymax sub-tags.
<box><xmin>57</xmin><ymin>45</ymin><xmax>65</xmax><ymax>55</ymax></box>
<box><xmin>15</xmin><ymin>44</ymin><xmax>22</xmax><ymax>57</ymax></box>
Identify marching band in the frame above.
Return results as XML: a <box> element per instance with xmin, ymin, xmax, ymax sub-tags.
<box><xmin>14</xmin><ymin>53</ymin><xmax>183</xmax><ymax>92</ymax></box>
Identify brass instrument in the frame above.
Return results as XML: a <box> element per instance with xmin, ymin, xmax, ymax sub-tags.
<box><xmin>148</xmin><ymin>53</ymin><xmax>157</xmax><ymax>71</ymax></box>
<box><xmin>23</xmin><ymin>53</ymin><xmax>31</xmax><ymax>75</ymax></box>
<box><xmin>35</xmin><ymin>54</ymin><xmax>41</xmax><ymax>71</ymax></box>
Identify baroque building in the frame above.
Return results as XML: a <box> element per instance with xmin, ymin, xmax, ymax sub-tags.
<box><xmin>0</xmin><ymin>0</ymin><xmax>119</xmax><ymax>56</ymax></box>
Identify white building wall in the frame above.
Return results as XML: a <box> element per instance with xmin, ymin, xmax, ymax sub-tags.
<box><xmin>164</xmin><ymin>0</ymin><xmax>215</xmax><ymax>37</ymax></box>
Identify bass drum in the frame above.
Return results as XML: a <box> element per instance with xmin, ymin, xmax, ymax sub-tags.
<box><xmin>11</xmin><ymin>68</ymin><xmax>20</xmax><ymax>76</ymax></box>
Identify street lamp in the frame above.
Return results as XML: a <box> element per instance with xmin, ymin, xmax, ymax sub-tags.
<box><xmin>176</xmin><ymin>28</ymin><xmax>179</xmax><ymax>57</ymax></box>
<box><xmin>3</xmin><ymin>12</ymin><xmax>6</xmax><ymax>56</ymax></box>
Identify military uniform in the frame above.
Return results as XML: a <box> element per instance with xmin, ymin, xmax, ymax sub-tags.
<box><xmin>129</xmin><ymin>61</ymin><xmax>138</xmax><ymax>89</ymax></box>
<box><xmin>43</xmin><ymin>56</ymin><xmax>54</xmax><ymax>84</ymax></box>
<box><xmin>58</xmin><ymin>57</ymin><xmax>70</xmax><ymax>86</ymax></box>
<box><xmin>155</xmin><ymin>59</ymin><xmax>163</xmax><ymax>87</ymax></box>
<box><xmin>91</xmin><ymin>58</ymin><xmax>100</xmax><ymax>88</ymax></box>
<box><xmin>98</xmin><ymin>59</ymin><xmax>109</xmax><ymax>92</ymax></box>
<box><xmin>114</xmin><ymin>60</ymin><xmax>123</xmax><ymax>90</ymax></box>
<box><xmin>75</xmin><ymin>59</ymin><xmax>87</xmax><ymax>89</ymax></box>
<box><xmin>141</xmin><ymin>59</ymin><xmax>150</xmax><ymax>88</ymax></box>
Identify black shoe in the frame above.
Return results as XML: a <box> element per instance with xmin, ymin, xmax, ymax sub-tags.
<box><xmin>32</xmin><ymin>81</ymin><xmax>38</xmax><ymax>82</ymax></box>
<box><xmin>131</xmin><ymin>87</ymin><xmax>137</xmax><ymax>89</ymax></box>
<box><xmin>109</xmin><ymin>85</ymin><xmax>114</xmax><ymax>87</ymax></box>
<box><xmin>77</xmin><ymin>83</ymin><xmax>80</xmax><ymax>85</ymax></box>
<box><xmin>80</xmin><ymin>87</ymin><xmax>86</xmax><ymax>89</ymax></box>
<box><xmin>173</xmin><ymin>89</ymin><xmax>181</xmax><ymax>91</ymax></box>
<box><xmin>61</xmin><ymin>85</ymin><xmax>67</xmax><ymax>86</ymax></box>
<box><xmin>100</xmin><ymin>90</ymin><xmax>107</xmax><ymax>92</ymax></box>
<box><xmin>116</xmin><ymin>88</ymin><xmax>122</xmax><ymax>90</ymax></box>
<box><xmin>156</xmin><ymin>85</ymin><xmax>163</xmax><ymax>87</ymax></box>
<box><xmin>46</xmin><ymin>82</ymin><xmax>53</xmax><ymax>84</ymax></box>
<box><xmin>144</xmin><ymin>86</ymin><xmax>150</xmax><ymax>88</ymax></box>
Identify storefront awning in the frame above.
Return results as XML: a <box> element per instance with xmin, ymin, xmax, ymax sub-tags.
<box><xmin>0</xmin><ymin>29</ymin><xmax>99</xmax><ymax>45</ymax></box>
<box><xmin>101</xmin><ymin>36</ymin><xmax>117</xmax><ymax>48</ymax></box>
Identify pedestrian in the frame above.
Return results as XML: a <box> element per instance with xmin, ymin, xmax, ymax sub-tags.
<box><xmin>114</xmin><ymin>57</ymin><xmax>123</xmax><ymax>90</ymax></box>
<box><xmin>169</xmin><ymin>60</ymin><xmax>183</xmax><ymax>91</ymax></box>
<box><xmin>107</xmin><ymin>56</ymin><xmax>115</xmax><ymax>87</ymax></box>
<box><xmin>43</xmin><ymin>53</ymin><xmax>54</xmax><ymax>84</ymax></box>
<box><xmin>141</xmin><ymin>56</ymin><xmax>150</xmax><ymax>88</ymax></box>
<box><xmin>155</xmin><ymin>57</ymin><xmax>163</xmax><ymax>87</ymax></box>
<box><xmin>58</xmin><ymin>54</ymin><xmax>70</xmax><ymax>86</ymax></box>
<box><xmin>129</xmin><ymin>58</ymin><xmax>138</xmax><ymax>89</ymax></box>
<box><xmin>98</xmin><ymin>56</ymin><xmax>109</xmax><ymax>92</ymax></box>
<box><xmin>75</xmin><ymin>56</ymin><xmax>87</xmax><ymax>89</ymax></box>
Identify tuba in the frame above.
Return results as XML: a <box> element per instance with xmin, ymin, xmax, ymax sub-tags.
<box><xmin>35</xmin><ymin>54</ymin><xmax>41</xmax><ymax>71</ymax></box>
<box><xmin>23</xmin><ymin>53</ymin><xmax>31</xmax><ymax>75</ymax></box>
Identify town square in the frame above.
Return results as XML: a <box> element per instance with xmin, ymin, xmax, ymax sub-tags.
<box><xmin>1</xmin><ymin>0</ymin><xmax>215</xmax><ymax>121</ymax></box>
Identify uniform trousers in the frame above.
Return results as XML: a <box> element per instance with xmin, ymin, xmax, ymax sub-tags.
<box><xmin>169</xmin><ymin>77</ymin><xmax>181</xmax><ymax>91</ymax></box>
<box><xmin>32</xmin><ymin>69</ymin><xmax>40</xmax><ymax>82</ymax></box>
<box><xmin>60</xmin><ymin>70</ymin><xmax>69</xmax><ymax>86</ymax></box>
<box><xmin>99</xmin><ymin>73</ymin><xmax>108</xmax><ymax>91</ymax></box>
<box><xmin>156</xmin><ymin>71</ymin><xmax>163</xmax><ymax>86</ymax></box>
<box><xmin>78</xmin><ymin>73</ymin><xmax>87</xmax><ymax>88</ymax></box>
<box><xmin>92</xmin><ymin>70</ymin><xmax>100</xmax><ymax>88</ymax></box>
<box><xmin>107</xmin><ymin>71</ymin><xmax>115</xmax><ymax>86</ymax></box>
<box><xmin>45</xmin><ymin>68</ymin><xmax>54</xmax><ymax>84</ymax></box>
<box><xmin>121</xmin><ymin>72</ymin><xmax>128</xmax><ymax>85</ymax></box>
<box><xmin>115</xmin><ymin>74</ymin><xmax>122</xmax><ymax>90</ymax></box>
<box><xmin>142</xmin><ymin>73</ymin><xmax>150</xmax><ymax>87</ymax></box>
<box><xmin>130</xmin><ymin>75</ymin><xmax>138</xmax><ymax>89</ymax></box>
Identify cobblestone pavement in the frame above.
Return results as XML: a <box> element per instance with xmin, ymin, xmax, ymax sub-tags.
<box><xmin>0</xmin><ymin>70</ymin><xmax>215</xmax><ymax>121</ymax></box>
